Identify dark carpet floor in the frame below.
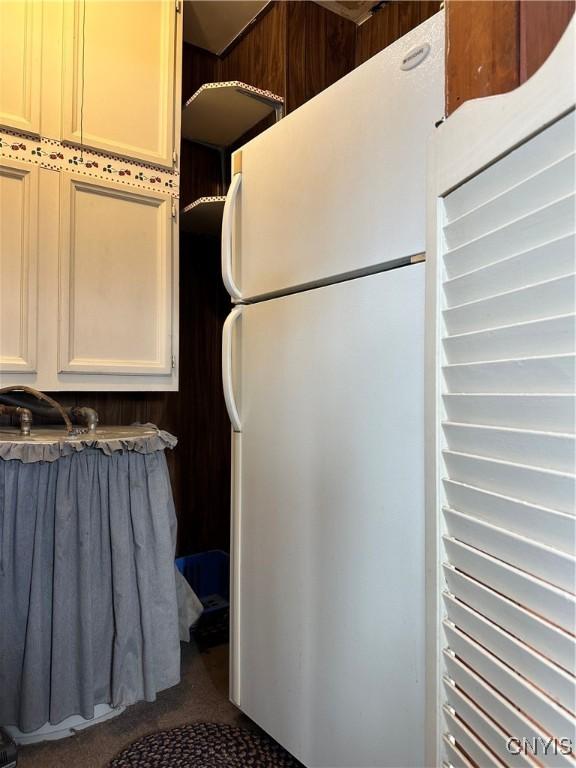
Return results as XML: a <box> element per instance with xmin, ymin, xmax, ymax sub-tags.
<box><xmin>18</xmin><ymin>642</ymin><xmax>297</xmax><ymax>768</ymax></box>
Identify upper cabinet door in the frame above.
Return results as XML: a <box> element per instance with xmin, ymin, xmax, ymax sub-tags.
<box><xmin>0</xmin><ymin>158</ymin><xmax>39</xmax><ymax>373</ymax></box>
<box><xmin>61</xmin><ymin>0</ymin><xmax>177</xmax><ymax>168</ymax></box>
<box><xmin>58</xmin><ymin>172</ymin><xmax>174</xmax><ymax>375</ymax></box>
<box><xmin>0</xmin><ymin>1</ymin><xmax>42</xmax><ymax>134</ymax></box>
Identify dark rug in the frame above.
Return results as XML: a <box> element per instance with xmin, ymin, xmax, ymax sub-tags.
<box><xmin>108</xmin><ymin>722</ymin><xmax>301</xmax><ymax>768</ymax></box>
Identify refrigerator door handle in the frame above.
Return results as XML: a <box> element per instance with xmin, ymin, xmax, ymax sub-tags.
<box><xmin>222</xmin><ymin>306</ymin><xmax>243</xmax><ymax>432</ymax></box>
<box><xmin>222</xmin><ymin>172</ymin><xmax>243</xmax><ymax>301</ymax></box>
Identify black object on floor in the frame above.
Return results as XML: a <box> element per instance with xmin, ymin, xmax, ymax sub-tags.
<box><xmin>108</xmin><ymin>722</ymin><xmax>301</xmax><ymax>768</ymax></box>
<box><xmin>176</xmin><ymin>551</ymin><xmax>231</xmax><ymax>648</ymax></box>
<box><xmin>0</xmin><ymin>727</ymin><xmax>18</xmax><ymax>768</ymax></box>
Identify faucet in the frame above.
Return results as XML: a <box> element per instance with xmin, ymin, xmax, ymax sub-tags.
<box><xmin>69</xmin><ymin>406</ymin><xmax>99</xmax><ymax>432</ymax></box>
<box><xmin>0</xmin><ymin>404</ymin><xmax>33</xmax><ymax>436</ymax></box>
<box><xmin>0</xmin><ymin>386</ymin><xmax>75</xmax><ymax>434</ymax></box>
<box><xmin>0</xmin><ymin>386</ymin><xmax>101</xmax><ymax>436</ymax></box>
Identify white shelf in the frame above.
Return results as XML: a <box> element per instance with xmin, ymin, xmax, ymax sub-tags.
<box><xmin>181</xmin><ymin>81</ymin><xmax>283</xmax><ymax>147</ymax></box>
<box><xmin>180</xmin><ymin>196</ymin><xmax>226</xmax><ymax>235</ymax></box>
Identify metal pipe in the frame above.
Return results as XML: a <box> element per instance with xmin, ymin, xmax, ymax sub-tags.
<box><xmin>69</xmin><ymin>406</ymin><xmax>99</xmax><ymax>432</ymax></box>
<box><xmin>0</xmin><ymin>393</ymin><xmax>55</xmax><ymax>417</ymax></box>
<box><xmin>0</xmin><ymin>386</ymin><xmax>74</xmax><ymax>433</ymax></box>
<box><xmin>0</xmin><ymin>389</ymin><xmax>100</xmax><ymax>434</ymax></box>
<box><xmin>0</xmin><ymin>404</ymin><xmax>33</xmax><ymax>436</ymax></box>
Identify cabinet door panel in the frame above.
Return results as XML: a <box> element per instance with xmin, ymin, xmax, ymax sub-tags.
<box><xmin>58</xmin><ymin>173</ymin><xmax>173</xmax><ymax>375</ymax></box>
<box><xmin>62</xmin><ymin>0</ymin><xmax>176</xmax><ymax>167</ymax></box>
<box><xmin>0</xmin><ymin>0</ymin><xmax>42</xmax><ymax>134</ymax></box>
<box><xmin>0</xmin><ymin>159</ymin><xmax>38</xmax><ymax>373</ymax></box>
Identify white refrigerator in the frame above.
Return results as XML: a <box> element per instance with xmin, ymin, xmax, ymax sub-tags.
<box><xmin>221</xmin><ymin>13</ymin><xmax>444</xmax><ymax>768</ymax></box>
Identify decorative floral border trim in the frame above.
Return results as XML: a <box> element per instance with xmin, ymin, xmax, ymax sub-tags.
<box><xmin>180</xmin><ymin>195</ymin><xmax>226</xmax><ymax>214</ymax></box>
<box><xmin>0</xmin><ymin>129</ymin><xmax>179</xmax><ymax>196</ymax></box>
<box><xmin>184</xmin><ymin>80</ymin><xmax>284</xmax><ymax>110</ymax></box>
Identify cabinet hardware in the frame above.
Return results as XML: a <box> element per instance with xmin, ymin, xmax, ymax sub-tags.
<box><xmin>175</xmin><ymin>0</ymin><xmax>181</xmax><ymax>12</ymax></box>
<box><xmin>173</xmin><ymin>149</ymin><xmax>178</xmax><ymax>166</ymax></box>
<box><xmin>171</xmin><ymin>354</ymin><xmax>176</xmax><ymax>369</ymax></box>
<box><xmin>171</xmin><ymin>202</ymin><xmax>177</xmax><ymax>219</ymax></box>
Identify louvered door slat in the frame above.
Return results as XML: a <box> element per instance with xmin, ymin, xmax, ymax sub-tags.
<box><xmin>443</xmin><ymin>706</ymin><xmax>505</xmax><ymax>767</ymax></box>
<box><xmin>443</xmin><ymin>194</ymin><xmax>575</xmax><ymax>277</ymax></box>
<box><xmin>443</xmin><ymin>680</ymin><xmax>538</xmax><ymax>767</ymax></box>
<box><xmin>443</xmin><ymin>275</ymin><xmax>576</xmax><ymax>334</ymax></box>
<box><xmin>444</xmin><ymin>153</ymin><xmax>575</xmax><ymax>248</ymax></box>
<box><xmin>443</xmin><ymin>354</ymin><xmax>576</xmax><ymax>393</ymax></box>
<box><xmin>443</xmin><ymin>452</ymin><xmax>575</xmax><ymax>512</ymax></box>
<box><xmin>443</xmin><ymin>394</ymin><xmax>576</xmax><ymax>433</ymax></box>
<box><xmin>444</xmin><ymin>622</ymin><xmax>576</xmax><ymax>739</ymax></box>
<box><xmin>443</xmin><ymin>423</ymin><xmax>575</xmax><ymax>472</ymax></box>
<box><xmin>443</xmin><ymin>314</ymin><xmax>575</xmax><ymax>363</ymax></box>
<box><xmin>443</xmin><ymin>481</ymin><xmax>576</xmax><ymax>553</ymax></box>
<box><xmin>443</xmin><ymin>112</ymin><xmax>575</xmax><ymax>221</ymax></box>
<box><xmin>443</xmin><ymin>234</ymin><xmax>576</xmax><ymax>306</ymax></box>
<box><xmin>443</xmin><ymin>735</ymin><xmax>476</xmax><ymax>768</ymax></box>
<box><xmin>444</xmin><ymin>508</ymin><xmax>576</xmax><ymax>590</ymax></box>
<box><xmin>444</xmin><ymin>593</ymin><xmax>575</xmax><ymax>709</ymax></box>
<box><xmin>444</xmin><ymin>537</ymin><xmax>575</xmax><ymax>631</ymax></box>
<box><xmin>443</xmin><ymin>655</ymin><xmax>575</xmax><ymax>768</ymax></box>
<box><xmin>444</xmin><ymin>567</ymin><xmax>576</xmax><ymax>671</ymax></box>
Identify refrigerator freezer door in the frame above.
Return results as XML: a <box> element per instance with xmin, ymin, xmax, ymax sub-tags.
<box><xmin>229</xmin><ymin>12</ymin><xmax>443</xmax><ymax>301</ymax></box>
<box><xmin>231</xmin><ymin>264</ymin><xmax>425</xmax><ymax>767</ymax></box>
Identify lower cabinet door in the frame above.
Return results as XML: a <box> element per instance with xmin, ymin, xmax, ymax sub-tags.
<box><xmin>58</xmin><ymin>172</ymin><xmax>174</xmax><ymax>376</ymax></box>
<box><xmin>0</xmin><ymin>158</ymin><xmax>39</xmax><ymax>374</ymax></box>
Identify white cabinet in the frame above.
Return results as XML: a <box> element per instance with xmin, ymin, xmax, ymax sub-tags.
<box><xmin>61</xmin><ymin>0</ymin><xmax>179</xmax><ymax>167</ymax></box>
<box><xmin>0</xmin><ymin>0</ymin><xmax>180</xmax><ymax>167</ymax></box>
<box><xmin>0</xmin><ymin>158</ymin><xmax>38</xmax><ymax>372</ymax></box>
<box><xmin>0</xmin><ymin>0</ymin><xmax>181</xmax><ymax>392</ymax></box>
<box><xmin>0</xmin><ymin>167</ymin><xmax>178</xmax><ymax>391</ymax></box>
<box><xmin>58</xmin><ymin>174</ymin><xmax>174</xmax><ymax>376</ymax></box>
<box><xmin>0</xmin><ymin>1</ymin><xmax>42</xmax><ymax>134</ymax></box>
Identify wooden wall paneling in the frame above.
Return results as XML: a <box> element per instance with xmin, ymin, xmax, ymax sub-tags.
<box><xmin>445</xmin><ymin>0</ymin><xmax>520</xmax><ymax>116</ymax></box>
<box><xmin>285</xmin><ymin>1</ymin><xmax>355</xmax><ymax>113</ymax></box>
<box><xmin>519</xmin><ymin>0</ymin><xmax>575</xmax><ymax>82</ymax></box>
<box><xmin>322</xmin><ymin>4</ymin><xmax>356</xmax><ymax>89</ymax></box>
<box><xmin>444</xmin><ymin>0</ymin><xmax>573</xmax><ymax>116</ymax></box>
<box><xmin>180</xmin><ymin>140</ymin><xmax>223</xmax><ymax>207</ymax></box>
<box><xmin>182</xmin><ymin>43</ymin><xmax>220</xmax><ymax>102</ymax></box>
<box><xmin>219</xmin><ymin>2</ymin><xmax>287</xmax><ymax>97</ymax></box>
<box><xmin>286</xmin><ymin>1</ymin><xmax>307</xmax><ymax>112</ymax></box>
<box><xmin>355</xmin><ymin>1</ymin><xmax>441</xmax><ymax>68</ymax></box>
<box><xmin>356</xmin><ymin>1</ymin><xmax>399</xmax><ymax>67</ymax></box>
<box><xmin>176</xmin><ymin>233</ymin><xmax>232</xmax><ymax>556</ymax></box>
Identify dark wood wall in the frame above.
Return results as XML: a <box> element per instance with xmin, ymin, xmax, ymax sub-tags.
<box><xmin>220</xmin><ymin>2</ymin><xmax>287</xmax><ymax>95</ymax></box>
<box><xmin>355</xmin><ymin>1</ymin><xmax>440</xmax><ymax>66</ymax></box>
<box><xmin>446</xmin><ymin>0</ymin><xmax>574</xmax><ymax>115</ymax></box>
<box><xmin>285</xmin><ymin>2</ymin><xmax>356</xmax><ymax>111</ymax></box>
<box><xmin>519</xmin><ymin>0</ymin><xmax>575</xmax><ymax>81</ymax></box>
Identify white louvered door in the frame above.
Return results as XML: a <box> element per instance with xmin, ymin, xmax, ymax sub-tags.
<box><xmin>426</xmin><ymin>19</ymin><xmax>576</xmax><ymax>768</ymax></box>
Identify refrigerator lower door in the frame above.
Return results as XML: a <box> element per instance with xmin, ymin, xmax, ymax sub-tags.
<box><xmin>229</xmin><ymin>264</ymin><xmax>425</xmax><ymax>768</ymax></box>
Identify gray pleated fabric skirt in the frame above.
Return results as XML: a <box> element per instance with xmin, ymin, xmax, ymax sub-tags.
<box><xmin>0</xmin><ymin>427</ymin><xmax>181</xmax><ymax>733</ymax></box>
